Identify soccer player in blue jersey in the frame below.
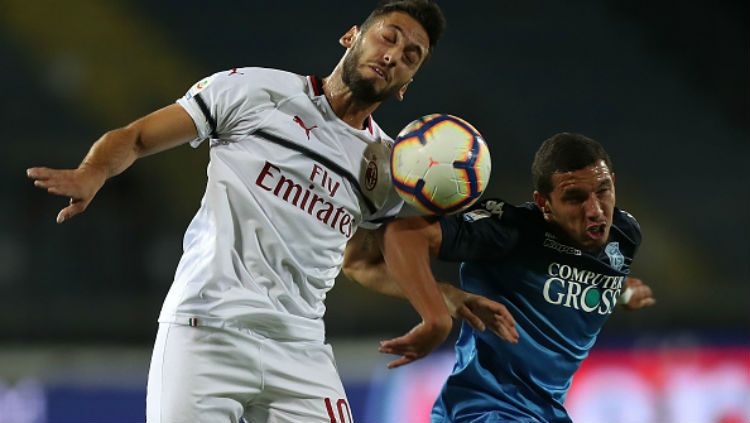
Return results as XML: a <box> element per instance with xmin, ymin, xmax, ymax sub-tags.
<box><xmin>344</xmin><ymin>132</ymin><xmax>655</xmax><ymax>422</ymax></box>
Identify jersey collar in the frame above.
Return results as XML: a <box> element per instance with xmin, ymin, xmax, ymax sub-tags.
<box><xmin>307</xmin><ymin>75</ymin><xmax>373</xmax><ymax>134</ymax></box>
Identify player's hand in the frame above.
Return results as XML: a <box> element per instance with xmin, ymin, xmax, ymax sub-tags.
<box><xmin>620</xmin><ymin>277</ymin><xmax>656</xmax><ymax>310</ymax></box>
<box><xmin>378</xmin><ymin>316</ymin><xmax>451</xmax><ymax>369</ymax></box>
<box><xmin>440</xmin><ymin>283</ymin><xmax>519</xmax><ymax>344</ymax></box>
<box><xmin>26</xmin><ymin>164</ymin><xmax>107</xmax><ymax>224</ymax></box>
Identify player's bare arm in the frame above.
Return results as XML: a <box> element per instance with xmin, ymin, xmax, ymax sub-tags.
<box><xmin>343</xmin><ymin>227</ymin><xmax>403</xmax><ymax>298</ymax></box>
<box><xmin>374</xmin><ymin>217</ymin><xmax>450</xmax><ymax>368</ymax></box>
<box><xmin>620</xmin><ymin>276</ymin><xmax>656</xmax><ymax>310</ymax></box>
<box><xmin>349</xmin><ymin>217</ymin><xmax>507</xmax><ymax>368</ymax></box>
<box><xmin>343</xmin><ymin>223</ymin><xmax>519</xmax><ymax>344</ymax></box>
<box><xmin>27</xmin><ymin>104</ymin><xmax>197</xmax><ymax>224</ymax></box>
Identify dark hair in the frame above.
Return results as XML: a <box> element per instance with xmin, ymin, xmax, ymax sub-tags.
<box><xmin>532</xmin><ymin>132</ymin><xmax>613</xmax><ymax>196</ymax></box>
<box><xmin>361</xmin><ymin>0</ymin><xmax>446</xmax><ymax>55</ymax></box>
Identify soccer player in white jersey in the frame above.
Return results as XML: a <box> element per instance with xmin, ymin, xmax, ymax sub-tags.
<box><xmin>27</xmin><ymin>1</ymin><xmax>518</xmax><ymax>422</ymax></box>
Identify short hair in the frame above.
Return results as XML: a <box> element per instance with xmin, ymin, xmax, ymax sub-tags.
<box><xmin>361</xmin><ymin>0</ymin><xmax>446</xmax><ymax>56</ymax></box>
<box><xmin>532</xmin><ymin>132</ymin><xmax>614</xmax><ymax>197</ymax></box>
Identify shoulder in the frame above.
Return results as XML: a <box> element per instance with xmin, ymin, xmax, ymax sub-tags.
<box><xmin>230</xmin><ymin>67</ymin><xmax>306</xmax><ymax>88</ymax></box>
<box><xmin>188</xmin><ymin>67</ymin><xmax>306</xmax><ymax>99</ymax></box>
<box><xmin>436</xmin><ymin>198</ymin><xmax>533</xmax><ymax>261</ymax></box>
<box><xmin>611</xmin><ymin>208</ymin><xmax>642</xmax><ymax>247</ymax></box>
<box><xmin>443</xmin><ymin>198</ymin><xmax>542</xmax><ymax>239</ymax></box>
<box><xmin>215</xmin><ymin>67</ymin><xmax>302</xmax><ymax>82</ymax></box>
<box><xmin>458</xmin><ymin>198</ymin><xmax>541</xmax><ymax>226</ymax></box>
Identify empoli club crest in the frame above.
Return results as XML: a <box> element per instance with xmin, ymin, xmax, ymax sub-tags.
<box><xmin>605</xmin><ymin>242</ymin><xmax>624</xmax><ymax>271</ymax></box>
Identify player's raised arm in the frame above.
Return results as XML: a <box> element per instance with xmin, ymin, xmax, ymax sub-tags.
<box><xmin>344</xmin><ymin>218</ymin><xmax>518</xmax><ymax>369</ymax></box>
<box><xmin>343</xmin><ymin>217</ymin><xmax>443</xmax><ymax>297</ymax></box>
<box><xmin>355</xmin><ymin>217</ymin><xmax>450</xmax><ymax>368</ymax></box>
<box><xmin>343</xmin><ymin>227</ymin><xmax>404</xmax><ymax>298</ymax></box>
<box><xmin>27</xmin><ymin>104</ymin><xmax>197</xmax><ymax>224</ymax></box>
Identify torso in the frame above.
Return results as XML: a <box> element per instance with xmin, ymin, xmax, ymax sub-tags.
<box><xmin>158</xmin><ymin>68</ymin><xmax>401</xmax><ymax>341</ymax></box>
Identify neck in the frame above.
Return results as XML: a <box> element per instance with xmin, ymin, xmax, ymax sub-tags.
<box><xmin>322</xmin><ymin>66</ymin><xmax>381</xmax><ymax>130</ymax></box>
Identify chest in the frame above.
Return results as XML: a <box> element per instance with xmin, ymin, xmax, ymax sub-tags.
<box><xmin>523</xmin><ymin>234</ymin><xmax>631</xmax><ymax>317</ymax></box>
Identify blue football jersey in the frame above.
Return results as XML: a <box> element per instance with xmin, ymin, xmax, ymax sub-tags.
<box><xmin>431</xmin><ymin>199</ymin><xmax>641</xmax><ymax>423</ymax></box>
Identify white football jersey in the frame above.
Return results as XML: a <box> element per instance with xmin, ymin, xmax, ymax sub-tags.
<box><xmin>158</xmin><ymin>67</ymin><xmax>403</xmax><ymax>341</ymax></box>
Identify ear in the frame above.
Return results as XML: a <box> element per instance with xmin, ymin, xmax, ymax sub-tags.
<box><xmin>533</xmin><ymin>191</ymin><xmax>552</xmax><ymax>220</ymax></box>
<box><xmin>339</xmin><ymin>25</ymin><xmax>359</xmax><ymax>48</ymax></box>
<box><xmin>396</xmin><ymin>79</ymin><xmax>413</xmax><ymax>101</ymax></box>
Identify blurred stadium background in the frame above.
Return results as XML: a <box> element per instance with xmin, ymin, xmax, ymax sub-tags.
<box><xmin>2</xmin><ymin>1</ymin><xmax>748</xmax><ymax>422</ymax></box>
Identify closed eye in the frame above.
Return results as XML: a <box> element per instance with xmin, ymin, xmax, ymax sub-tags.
<box><xmin>561</xmin><ymin>189</ymin><xmax>588</xmax><ymax>203</ymax></box>
<box><xmin>596</xmin><ymin>180</ymin><xmax>613</xmax><ymax>196</ymax></box>
<box><xmin>383</xmin><ymin>31</ymin><xmax>397</xmax><ymax>44</ymax></box>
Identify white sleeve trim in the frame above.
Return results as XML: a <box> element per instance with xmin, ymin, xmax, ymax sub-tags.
<box><xmin>176</xmin><ymin>97</ymin><xmax>211</xmax><ymax>148</ymax></box>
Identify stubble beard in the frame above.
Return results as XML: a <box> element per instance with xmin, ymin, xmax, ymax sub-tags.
<box><xmin>342</xmin><ymin>41</ymin><xmax>401</xmax><ymax>103</ymax></box>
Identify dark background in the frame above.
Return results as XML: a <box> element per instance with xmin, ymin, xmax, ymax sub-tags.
<box><xmin>2</xmin><ymin>0</ymin><xmax>747</xmax><ymax>346</ymax></box>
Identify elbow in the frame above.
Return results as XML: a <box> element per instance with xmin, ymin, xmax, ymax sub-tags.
<box><xmin>342</xmin><ymin>262</ymin><xmax>370</xmax><ymax>287</ymax></box>
<box><xmin>341</xmin><ymin>254</ymin><xmax>362</xmax><ymax>284</ymax></box>
<box><xmin>341</xmin><ymin>260</ymin><xmax>380</xmax><ymax>290</ymax></box>
<box><xmin>341</xmin><ymin>262</ymin><xmax>356</xmax><ymax>282</ymax></box>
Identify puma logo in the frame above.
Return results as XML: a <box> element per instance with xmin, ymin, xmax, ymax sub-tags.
<box><xmin>293</xmin><ymin>116</ymin><xmax>318</xmax><ymax>140</ymax></box>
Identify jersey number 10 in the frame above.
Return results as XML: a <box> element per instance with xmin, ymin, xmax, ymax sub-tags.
<box><xmin>324</xmin><ymin>397</ymin><xmax>353</xmax><ymax>423</ymax></box>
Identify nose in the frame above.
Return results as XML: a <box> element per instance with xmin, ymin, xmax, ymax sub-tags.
<box><xmin>584</xmin><ymin>194</ymin><xmax>603</xmax><ymax>219</ymax></box>
<box><xmin>382</xmin><ymin>48</ymin><xmax>398</xmax><ymax>67</ymax></box>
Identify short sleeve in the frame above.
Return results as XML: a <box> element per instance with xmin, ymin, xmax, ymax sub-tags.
<box><xmin>358</xmin><ymin>192</ymin><xmax>404</xmax><ymax>230</ymax></box>
<box><xmin>438</xmin><ymin>198</ymin><xmax>521</xmax><ymax>262</ymax></box>
<box><xmin>176</xmin><ymin>67</ymin><xmax>277</xmax><ymax>147</ymax></box>
<box><xmin>358</xmin><ymin>138</ymin><xmax>404</xmax><ymax>230</ymax></box>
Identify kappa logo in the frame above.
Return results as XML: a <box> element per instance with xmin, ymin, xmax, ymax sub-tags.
<box><xmin>543</xmin><ymin>233</ymin><xmax>582</xmax><ymax>256</ymax></box>
<box><xmin>228</xmin><ymin>68</ymin><xmax>244</xmax><ymax>76</ymax></box>
<box><xmin>293</xmin><ymin>116</ymin><xmax>318</xmax><ymax>140</ymax></box>
<box><xmin>605</xmin><ymin>242</ymin><xmax>625</xmax><ymax>271</ymax></box>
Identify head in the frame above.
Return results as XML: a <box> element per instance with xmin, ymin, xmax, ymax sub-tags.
<box><xmin>340</xmin><ymin>0</ymin><xmax>445</xmax><ymax>103</ymax></box>
<box><xmin>532</xmin><ymin>133</ymin><xmax>616</xmax><ymax>251</ymax></box>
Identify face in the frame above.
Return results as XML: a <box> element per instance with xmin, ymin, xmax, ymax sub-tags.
<box><xmin>341</xmin><ymin>12</ymin><xmax>429</xmax><ymax>103</ymax></box>
<box><xmin>534</xmin><ymin>160</ymin><xmax>616</xmax><ymax>251</ymax></box>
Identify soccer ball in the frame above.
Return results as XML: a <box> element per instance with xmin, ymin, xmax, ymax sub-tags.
<box><xmin>390</xmin><ymin>114</ymin><xmax>491</xmax><ymax>215</ymax></box>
